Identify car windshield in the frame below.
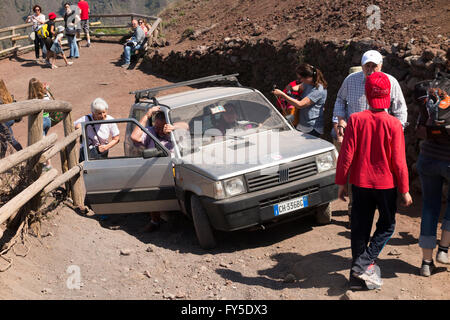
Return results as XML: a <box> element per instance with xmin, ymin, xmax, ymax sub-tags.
<box><xmin>168</xmin><ymin>92</ymin><xmax>291</xmax><ymax>155</ymax></box>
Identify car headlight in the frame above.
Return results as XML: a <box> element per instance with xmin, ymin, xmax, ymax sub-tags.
<box><xmin>224</xmin><ymin>176</ymin><xmax>246</xmax><ymax>197</ymax></box>
<box><xmin>213</xmin><ymin>177</ymin><xmax>247</xmax><ymax>199</ymax></box>
<box><xmin>316</xmin><ymin>152</ymin><xmax>335</xmax><ymax>173</ymax></box>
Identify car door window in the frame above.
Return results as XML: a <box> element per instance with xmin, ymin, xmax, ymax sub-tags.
<box><xmin>83</xmin><ymin>119</ymin><xmax>169</xmax><ymax>161</ymax></box>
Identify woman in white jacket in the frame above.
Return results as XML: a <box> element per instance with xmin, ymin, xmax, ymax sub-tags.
<box><xmin>26</xmin><ymin>5</ymin><xmax>47</xmax><ymax>62</ymax></box>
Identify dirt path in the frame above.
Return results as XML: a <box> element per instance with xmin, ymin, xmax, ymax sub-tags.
<box><xmin>0</xmin><ymin>42</ymin><xmax>449</xmax><ymax>300</ymax></box>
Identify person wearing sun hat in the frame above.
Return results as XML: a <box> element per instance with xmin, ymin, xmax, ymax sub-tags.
<box><xmin>335</xmin><ymin>71</ymin><xmax>412</xmax><ymax>291</ymax></box>
<box><xmin>42</xmin><ymin>12</ymin><xmax>57</xmax><ymax>65</ymax></box>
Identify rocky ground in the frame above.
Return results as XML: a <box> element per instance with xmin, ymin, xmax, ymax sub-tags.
<box><xmin>158</xmin><ymin>0</ymin><xmax>449</xmax><ymax>52</ymax></box>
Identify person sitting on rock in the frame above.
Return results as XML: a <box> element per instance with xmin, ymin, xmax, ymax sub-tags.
<box><xmin>121</xmin><ymin>19</ymin><xmax>145</xmax><ymax>69</ymax></box>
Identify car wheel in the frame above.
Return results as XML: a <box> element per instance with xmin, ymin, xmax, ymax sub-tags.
<box><xmin>315</xmin><ymin>203</ymin><xmax>332</xmax><ymax>224</ymax></box>
<box><xmin>190</xmin><ymin>194</ymin><xmax>217</xmax><ymax>249</ymax></box>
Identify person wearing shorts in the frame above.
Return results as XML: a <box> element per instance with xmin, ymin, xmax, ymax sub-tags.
<box><xmin>78</xmin><ymin>0</ymin><xmax>91</xmax><ymax>47</ymax></box>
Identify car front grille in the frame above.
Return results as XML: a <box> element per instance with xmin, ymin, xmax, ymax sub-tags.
<box><xmin>245</xmin><ymin>157</ymin><xmax>317</xmax><ymax>192</ymax></box>
<box><xmin>259</xmin><ymin>185</ymin><xmax>320</xmax><ymax>209</ymax></box>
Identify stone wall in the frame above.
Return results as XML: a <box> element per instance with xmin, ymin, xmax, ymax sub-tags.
<box><xmin>143</xmin><ymin>38</ymin><xmax>449</xmax><ymax>194</ymax></box>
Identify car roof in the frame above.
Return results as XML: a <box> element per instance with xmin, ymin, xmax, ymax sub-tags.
<box><xmin>138</xmin><ymin>86</ymin><xmax>256</xmax><ymax>110</ymax></box>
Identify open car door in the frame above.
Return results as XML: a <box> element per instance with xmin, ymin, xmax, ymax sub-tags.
<box><xmin>81</xmin><ymin>118</ymin><xmax>180</xmax><ymax>214</ymax></box>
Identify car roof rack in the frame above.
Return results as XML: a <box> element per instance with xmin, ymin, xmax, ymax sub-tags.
<box><xmin>130</xmin><ymin>74</ymin><xmax>242</xmax><ymax>102</ymax></box>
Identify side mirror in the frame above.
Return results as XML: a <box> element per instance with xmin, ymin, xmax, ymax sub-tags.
<box><xmin>142</xmin><ymin>148</ymin><xmax>165</xmax><ymax>158</ymax></box>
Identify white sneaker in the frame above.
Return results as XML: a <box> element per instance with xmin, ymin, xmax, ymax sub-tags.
<box><xmin>353</xmin><ymin>263</ymin><xmax>383</xmax><ymax>289</ymax></box>
<box><xmin>420</xmin><ymin>260</ymin><xmax>435</xmax><ymax>277</ymax></box>
<box><xmin>51</xmin><ymin>65</ymin><xmax>58</xmax><ymax>69</ymax></box>
<box><xmin>67</xmin><ymin>61</ymin><xmax>73</xmax><ymax>66</ymax></box>
<box><xmin>436</xmin><ymin>249</ymin><xmax>449</xmax><ymax>264</ymax></box>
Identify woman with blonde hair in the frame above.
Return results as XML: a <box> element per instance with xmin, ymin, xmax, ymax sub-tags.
<box><xmin>28</xmin><ymin>78</ymin><xmax>53</xmax><ymax>169</ymax></box>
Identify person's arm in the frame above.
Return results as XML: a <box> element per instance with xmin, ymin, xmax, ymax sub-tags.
<box><xmin>389</xmin><ymin>77</ymin><xmax>408</xmax><ymax>129</ymax></box>
<box><xmin>98</xmin><ymin>134</ymin><xmax>119</xmax><ymax>153</ymax></box>
<box><xmin>163</xmin><ymin>121</ymin><xmax>189</xmax><ymax>134</ymax></box>
<box><xmin>335</xmin><ymin>116</ymin><xmax>356</xmax><ymax>198</ymax></box>
<box><xmin>333</xmin><ymin>79</ymin><xmax>349</xmax><ymax>136</ymax></box>
<box><xmin>390</xmin><ymin>120</ymin><xmax>412</xmax><ymax>206</ymax></box>
<box><xmin>130</xmin><ymin>106</ymin><xmax>160</xmax><ymax>143</ymax></box>
<box><xmin>272</xmin><ymin>89</ymin><xmax>312</xmax><ymax>109</ymax></box>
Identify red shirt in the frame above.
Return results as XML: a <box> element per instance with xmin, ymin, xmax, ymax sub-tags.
<box><xmin>335</xmin><ymin>109</ymin><xmax>409</xmax><ymax>193</ymax></box>
<box><xmin>78</xmin><ymin>1</ymin><xmax>89</xmax><ymax>20</ymax></box>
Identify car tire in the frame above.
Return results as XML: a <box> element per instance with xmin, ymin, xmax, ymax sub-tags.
<box><xmin>315</xmin><ymin>203</ymin><xmax>332</xmax><ymax>225</ymax></box>
<box><xmin>190</xmin><ymin>194</ymin><xmax>217</xmax><ymax>249</ymax></box>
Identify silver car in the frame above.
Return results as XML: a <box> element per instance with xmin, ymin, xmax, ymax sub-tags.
<box><xmin>81</xmin><ymin>75</ymin><xmax>338</xmax><ymax>249</ymax></box>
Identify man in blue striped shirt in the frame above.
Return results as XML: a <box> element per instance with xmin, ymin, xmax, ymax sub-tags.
<box><xmin>333</xmin><ymin>50</ymin><xmax>408</xmax><ymax>149</ymax></box>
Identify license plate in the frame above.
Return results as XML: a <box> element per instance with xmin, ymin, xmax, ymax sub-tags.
<box><xmin>273</xmin><ymin>196</ymin><xmax>308</xmax><ymax>216</ymax></box>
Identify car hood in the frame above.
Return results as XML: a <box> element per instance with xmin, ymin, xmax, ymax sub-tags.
<box><xmin>178</xmin><ymin>129</ymin><xmax>336</xmax><ymax>180</ymax></box>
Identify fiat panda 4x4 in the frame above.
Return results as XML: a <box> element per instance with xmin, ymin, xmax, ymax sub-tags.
<box><xmin>80</xmin><ymin>74</ymin><xmax>338</xmax><ymax>248</ymax></box>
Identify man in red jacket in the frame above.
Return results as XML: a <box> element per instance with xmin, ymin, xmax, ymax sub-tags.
<box><xmin>335</xmin><ymin>71</ymin><xmax>413</xmax><ymax>290</ymax></box>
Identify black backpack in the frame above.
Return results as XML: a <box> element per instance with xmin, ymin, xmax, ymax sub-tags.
<box><xmin>414</xmin><ymin>71</ymin><xmax>450</xmax><ymax>142</ymax></box>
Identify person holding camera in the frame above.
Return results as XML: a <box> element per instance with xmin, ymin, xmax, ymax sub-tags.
<box><xmin>26</xmin><ymin>5</ymin><xmax>47</xmax><ymax>63</ymax></box>
<box><xmin>272</xmin><ymin>64</ymin><xmax>327</xmax><ymax>137</ymax></box>
<box><xmin>74</xmin><ymin>98</ymin><xmax>120</xmax><ymax>162</ymax></box>
<box><xmin>121</xmin><ymin>19</ymin><xmax>145</xmax><ymax>69</ymax></box>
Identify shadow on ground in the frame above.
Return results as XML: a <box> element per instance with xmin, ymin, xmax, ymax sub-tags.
<box><xmin>215</xmin><ymin>248</ymin><xmax>351</xmax><ymax>297</ymax></box>
<box><xmin>78</xmin><ymin>209</ymin><xmax>323</xmax><ymax>256</ymax></box>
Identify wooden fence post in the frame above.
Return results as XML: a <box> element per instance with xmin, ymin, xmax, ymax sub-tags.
<box><xmin>23</xmin><ymin>110</ymin><xmax>44</xmax><ymax>220</ymax></box>
<box><xmin>60</xmin><ymin>149</ymin><xmax>72</xmax><ymax>198</ymax></box>
<box><xmin>63</xmin><ymin>111</ymin><xmax>85</xmax><ymax>210</ymax></box>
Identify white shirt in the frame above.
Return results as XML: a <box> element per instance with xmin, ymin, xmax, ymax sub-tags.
<box><xmin>29</xmin><ymin>13</ymin><xmax>46</xmax><ymax>32</ymax></box>
<box><xmin>74</xmin><ymin>114</ymin><xmax>119</xmax><ymax>147</ymax></box>
<box><xmin>54</xmin><ymin>33</ymin><xmax>64</xmax><ymax>44</ymax></box>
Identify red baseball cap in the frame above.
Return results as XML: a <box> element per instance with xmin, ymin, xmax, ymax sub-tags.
<box><xmin>48</xmin><ymin>12</ymin><xmax>56</xmax><ymax>20</ymax></box>
<box><xmin>365</xmin><ymin>72</ymin><xmax>391</xmax><ymax>109</ymax></box>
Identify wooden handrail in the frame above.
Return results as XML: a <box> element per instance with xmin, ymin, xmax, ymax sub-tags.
<box><xmin>0</xmin><ymin>133</ymin><xmax>57</xmax><ymax>174</ymax></box>
<box><xmin>0</xmin><ymin>99</ymin><xmax>72</xmax><ymax>123</ymax></box>
<box><xmin>39</xmin><ymin>128</ymin><xmax>81</xmax><ymax>163</ymax></box>
<box><xmin>0</xmin><ymin>169</ymin><xmax>58</xmax><ymax>225</ymax></box>
<box><xmin>43</xmin><ymin>163</ymin><xmax>83</xmax><ymax>194</ymax></box>
<box><xmin>90</xmin><ymin>13</ymin><xmax>158</xmax><ymax>20</ymax></box>
<box><xmin>0</xmin><ymin>13</ymin><xmax>162</xmax><ymax>60</ymax></box>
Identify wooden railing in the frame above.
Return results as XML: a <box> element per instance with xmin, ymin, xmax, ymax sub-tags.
<box><xmin>0</xmin><ymin>13</ymin><xmax>163</xmax><ymax>58</ymax></box>
<box><xmin>0</xmin><ymin>99</ymin><xmax>84</xmax><ymax>227</ymax></box>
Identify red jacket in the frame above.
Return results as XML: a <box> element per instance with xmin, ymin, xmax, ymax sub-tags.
<box><xmin>335</xmin><ymin>109</ymin><xmax>409</xmax><ymax>193</ymax></box>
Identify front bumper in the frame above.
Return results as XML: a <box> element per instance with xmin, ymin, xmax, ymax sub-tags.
<box><xmin>200</xmin><ymin>170</ymin><xmax>338</xmax><ymax>231</ymax></box>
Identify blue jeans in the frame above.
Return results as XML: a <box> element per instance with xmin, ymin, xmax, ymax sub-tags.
<box><xmin>43</xmin><ymin>116</ymin><xmax>51</xmax><ymax>136</ymax></box>
<box><xmin>350</xmin><ymin>185</ymin><xmax>397</xmax><ymax>274</ymax></box>
<box><xmin>67</xmin><ymin>35</ymin><xmax>79</xmax><ymax>58</ymax></box>
<box><xmin>416</xmin><ymin>153</ymin><xmax>450</xmax><ymax>249</ymax></box>
<box><xmin>123</xmin><ymin>44</ymin><xmax>141</xmax><ymax>64</ymax></box>
<box><xmin>0</xmin><ymin>120</ymin><xmax>23</xmax><ymax>157</ymax></box>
